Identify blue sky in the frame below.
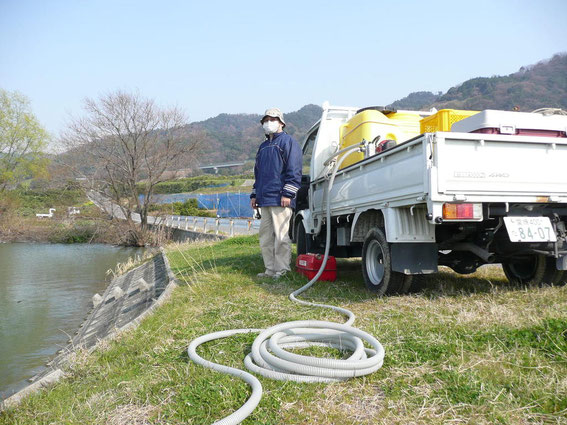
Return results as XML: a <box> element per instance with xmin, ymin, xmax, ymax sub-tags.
<box><xmin>1</xmin><ymin>0</ymin><xmax>566</xmax><ymax>138</ymax></box>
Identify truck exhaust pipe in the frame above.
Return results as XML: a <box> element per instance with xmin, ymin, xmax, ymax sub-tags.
<box><xmin>452</xmin><ymin>243</ymin><xmax>496</xmax><ymax>263</ymax></box>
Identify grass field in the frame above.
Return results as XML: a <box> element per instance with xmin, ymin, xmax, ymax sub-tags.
<box><xmin>1</xmin><ymin>235</ymin><xmax>566</xmax><ymax>424</ymax></box>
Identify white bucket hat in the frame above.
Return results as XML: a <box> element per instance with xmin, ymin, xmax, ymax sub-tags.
<box><xmin>261</xmin><ymin>107</ymin><xmax>286</xmax><ymax>127</ymax></box>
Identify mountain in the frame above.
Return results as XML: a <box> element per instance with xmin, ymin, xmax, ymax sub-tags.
<box><xmin>189</xmin><ymin>54</ymin><xmax>566</xmax><ymax>168</ymax></box>
<box><xmin>183</xmin><ymin>104</ymin><xmax>322</xmax><ymax>166</ymax></box>
<box><xmin>387</xmin><ymin>53</ymin><xmax>567</xmax><ymax>112</ymax></box>
<box><xmin>388</xmin><ymin>91</ymin><xmax>442</xmax><ymax>110</ymax></box>
<box><xmin>434</xmin><ymin>54</ymin><xmax>567</xmax><ymax>111</ymax></box>
<box><xmin>53</xmin><ymin>54</ymin><xmax>565</xmax><ymax>177</ymax></box>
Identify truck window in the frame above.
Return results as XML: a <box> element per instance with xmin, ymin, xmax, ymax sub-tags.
<box><xmin>302</xmin><ymin>127</ymin><xmax>318</xmax><ymax>175</ymax></box>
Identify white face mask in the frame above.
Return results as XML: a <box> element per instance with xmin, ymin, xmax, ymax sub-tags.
<box><xmin>263</xmin><ymin>120</ymin><xmax>280</xmax><ymax>134</ymax></box>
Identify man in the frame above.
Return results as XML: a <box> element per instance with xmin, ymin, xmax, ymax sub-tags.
<box><xmin>250</xmin><ymin>108</ymin><xmax>302</xmax><ymax>279</ymax></box>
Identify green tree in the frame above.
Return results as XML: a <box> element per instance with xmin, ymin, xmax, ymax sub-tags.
<box><xmin>0</xmin><ymin>89</ymin><xmax>50</xmax><ymax>192</ymax></box>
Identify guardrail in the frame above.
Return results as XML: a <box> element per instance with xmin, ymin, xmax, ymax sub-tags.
<box><xmin>161</xmin><ymin>215</ymin><xmax>260</xmax><ymax>236</ymax></box>
<box><xmin>88</xmin><ymin>191</ymin><xmax>261</xmax><ymax>237</ymax></box>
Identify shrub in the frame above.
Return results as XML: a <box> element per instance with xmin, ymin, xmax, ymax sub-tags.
<box><xmin>12</xmin><ymin>188</ymin><xmax>85</xmax><ymax>212</ymax></box>
<box><xmin>172</xmin><ymin>199</ymin><xmax>215</xmax><ymax>217</ymax></box>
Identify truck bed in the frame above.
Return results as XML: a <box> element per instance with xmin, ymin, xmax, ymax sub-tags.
<box><xmin>311</xmin><ymin>132</ymin><xmax>567</xmax><ymax>220</ymax></box>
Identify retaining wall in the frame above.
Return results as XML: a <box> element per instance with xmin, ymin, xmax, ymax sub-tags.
<box><xmin>0</xmin><ymin>248</ymin><xmax>178</xmax><ymax>411</ymax></box>
<box><xmin>157</xmin><ymin>224</ymin><xmax>227</xmax><ymax>243</ymax></box>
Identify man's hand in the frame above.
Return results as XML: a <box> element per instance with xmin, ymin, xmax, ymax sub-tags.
<box><xmin>281</xmin><ymin>196</ymin><xmax>291</xmax><ymax>207</ymax></box>
<box><xmin>250</xmin><ymin>198</ymin><xmax>256</xmax><ymax>209</ymax></box>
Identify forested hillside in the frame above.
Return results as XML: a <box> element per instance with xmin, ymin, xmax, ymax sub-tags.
<box><xmin>182</xmin><ymin>104</ymin><xmax>322</xmax><ymax>166</ymax></box>
<box><xmin>434</xmin><ymin>53</ymin><xmax>567</xmax><ymax>111</ymax></box>
<box><xmin>388</xmin><ymin>53</ymin><xmax>567</xmax><ymax>111</ymax></box>
<box><xmin>184</xmin><ymin>54</ymin><xmax>565</xmax><ymax>167</ymax></box>
<box><xmin>54</xmin><ymin>53</ymin><xmax>564</xmax><ymax>174</ymax></box>
<box><xmin>388</xmin><ymin>91</ymin><xmax>442</xmax><ymax>110</ymax></box>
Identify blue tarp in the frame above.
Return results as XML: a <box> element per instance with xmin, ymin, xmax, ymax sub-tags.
<box><xmin>196</xmin><ymin>194</ymin><xmax>218</xmax><ymax>210</ymax></box>
<box><xmin>140</xmin><ymin>192</ymin><xmax>254</xmax><ymax>218</ymax></box>
<box><xmin>216</xmin><ymin>193</ymin><xmax>253</xmax><ymax>218</ymax></box>
<box><xmin>143</xmin><ymin>193</ymin><xmax>198</xmax><ymax>204</ymax></box>
<box><xmin>196</xmin><ymin>193</ymin><xmax>253</xmax><ymax>217</ymax></box>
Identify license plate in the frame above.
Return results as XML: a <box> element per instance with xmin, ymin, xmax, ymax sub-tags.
<box><xmin>503</xmin><ymin>216</ymin><xmax>557</xmax><ymax>242</ymax></box>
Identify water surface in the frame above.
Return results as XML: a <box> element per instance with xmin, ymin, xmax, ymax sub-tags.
<box><xmin>0</xmin><ymin>243</ymin><xmax>143</xmax><ymax>399</ymax></box>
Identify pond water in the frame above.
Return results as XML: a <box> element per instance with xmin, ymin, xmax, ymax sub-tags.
<box><xmin>0</xmin><ymin>243</ymin><xmax>143</xmax><ymax>399</ymax></box>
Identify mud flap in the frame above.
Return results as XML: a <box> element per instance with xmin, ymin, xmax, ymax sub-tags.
<box><xmin>391</xmin><ymin>243</ymin><xmax>438</xmax><ymax>274</ymax></box>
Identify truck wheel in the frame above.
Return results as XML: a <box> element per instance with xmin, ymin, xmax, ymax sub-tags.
<box><xmin>502</xmin><ymin>255</ymin><xmax>564</xmax><ymax>286</ymax></box>
<box><xmin>296</xmin><ymin>221</ymin><xmax>311</xmax><ymax>255</ymax></box>
<box><xmin>362</xmin><ymin>228</ymin><xmax>410</xmax><ymax>295</ymax></box>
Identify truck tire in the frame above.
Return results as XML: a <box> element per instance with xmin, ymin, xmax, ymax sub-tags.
<box><xmin>296</xmin><ymin>220</ymin><xmax>311</xmax><ymax>255</ymax></box>
<box><xmin>362</xmin><ymin>228</ymin><xmax>411</xmax><ymax>295</ymax></box>
<box><xmin>502</xmin><ymin>254</ymin><xmax>565</xmax><ymax>286</ymax></box>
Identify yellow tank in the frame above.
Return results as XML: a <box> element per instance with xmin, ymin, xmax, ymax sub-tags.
<box><xmin>386</xmin><ymin>112</ymin><xmax>422</xmax><ymax>139</ymax></box>
<box><xmin>338</xmin><ymin>109</ymin><xmax>422</xmax><ymax>169</ymax></box>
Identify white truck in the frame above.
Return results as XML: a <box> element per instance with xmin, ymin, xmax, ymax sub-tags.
<box><xmin>292</xmin><ymin>103</ymin><xmax>567</xmax><ymax>294</ymax></box>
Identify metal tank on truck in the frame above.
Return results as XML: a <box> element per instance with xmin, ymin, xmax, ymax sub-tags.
<box><xmin>292</xmin><ymin>103</ymin><xmax>567</xmax><ymax>294</ymax></box>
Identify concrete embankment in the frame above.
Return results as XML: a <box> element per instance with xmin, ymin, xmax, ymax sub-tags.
<box><xmin>152</xmin><ymin>224</ymin><xmax>227</xmax><ymax>243</ymax></box>
<box><xmin>0</xmin><ymin>248</ymin><xmax>178</xmax><ymax>411</ymax></box>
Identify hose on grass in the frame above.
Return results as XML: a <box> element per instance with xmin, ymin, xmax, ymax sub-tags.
<box><xmin>187</xmin><ymin>142</ymin><xmax>385</xmax><ymax>425</ymax></box>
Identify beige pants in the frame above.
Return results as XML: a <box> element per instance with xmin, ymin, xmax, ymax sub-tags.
<box><xmin>259</xmin><ymin>206</ymin><xmax>293</xmax><ymax>274</ymax></box>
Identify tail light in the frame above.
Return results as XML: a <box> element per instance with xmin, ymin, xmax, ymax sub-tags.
<box><xmin>442</xmin><ymin>203</ymin><xmax>482</xmax><ymax>220</ymax></box>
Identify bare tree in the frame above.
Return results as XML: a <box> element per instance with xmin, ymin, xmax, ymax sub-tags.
<box><xmin>62</xmin><ymin>90</ymin><xmax>201</xmax><ymax>245</ymax></box>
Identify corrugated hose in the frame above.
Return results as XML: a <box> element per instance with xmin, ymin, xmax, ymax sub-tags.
<box><xmin>188</xmin><ymin>141</ymin><xmax>385</xmax><ymax>425</ymax></box>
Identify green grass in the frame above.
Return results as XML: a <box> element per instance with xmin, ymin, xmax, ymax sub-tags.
<box><xmin>1</xmin><ymin>235</ymin><xmax>566</xmax><ymax>424</ymax></box>
<box><xmin>151</xmin><ymin>174</ymin><xmax>253</xmax><ymax>195</ymax></box>
<box><xmin>192</xmin><ymin>181</ymin><xmax>249</xmax><ymax>194</ymax></box>
<box><xmin>7</xmin><ymin>188</ymin><xmax>87</xmax><ymax>216</ymax></box>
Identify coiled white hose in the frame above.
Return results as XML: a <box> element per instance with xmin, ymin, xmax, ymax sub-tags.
<box><xmin>188</xmin><ymin>142</ymin><xmax>385</xmax><ymax>425</ymax></box>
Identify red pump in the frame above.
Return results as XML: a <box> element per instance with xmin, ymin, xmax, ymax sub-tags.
<box><xmin>296</xmin><ymin>253</ymin><xmax>337</xmax><ymax>282</ymax></box>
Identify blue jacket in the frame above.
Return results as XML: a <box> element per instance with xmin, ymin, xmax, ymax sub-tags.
<box><xmin>251</xmin><ymin>132</ymin><xmax>302</xmax><ymax>208</ymax></box>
